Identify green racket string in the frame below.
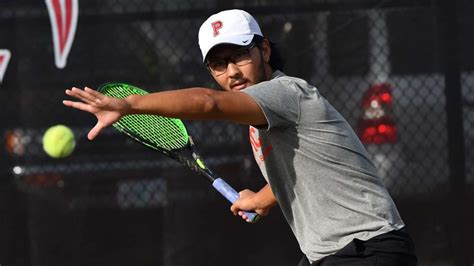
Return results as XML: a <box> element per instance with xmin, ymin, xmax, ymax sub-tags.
<box><xmin>98</xmin><ymin>83</ymin><xmax>189</xmax><ymax>151</ymax></box>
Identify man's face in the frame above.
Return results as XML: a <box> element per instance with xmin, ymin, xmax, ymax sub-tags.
<box><xmin>206</xmin><ymin>42</ymin><xmax>271</xmax><ymax>91</ymax></box>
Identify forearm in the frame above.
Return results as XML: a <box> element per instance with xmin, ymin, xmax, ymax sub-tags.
<box><xmin>124</xmin><ymin>87</ymin><xmax>266</xmax><ymax>125</ymax></box>
<box><xmin>254</xmin><ymin>183</ymin><xmax>277</xmax><ymax>209</ymax></box>
<box><xmin>125</xmin><ymin>87</ymin><xmax>219</xmax><ymax>120</ymax></box>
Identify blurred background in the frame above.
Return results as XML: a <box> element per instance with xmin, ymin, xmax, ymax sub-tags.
<box><xmin>0</xmin><ymin>0</ymin><xmax>473</xmax><ymax>265</ymax></box>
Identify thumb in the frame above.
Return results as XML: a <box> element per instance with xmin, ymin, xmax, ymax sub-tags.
<box><xmin>88</xmin><ymin>121</ymin><xmax>105</xmax><ymax>140</ymax></box>
<box><xmin>238</xmin><ymin>189</ymin><xmax>251</xmax><ymax>197</ymax></box>
<box><xmin>230</xmin><ymin>203</ymin><xmax>239</xmax><ymax>215</ymax></box>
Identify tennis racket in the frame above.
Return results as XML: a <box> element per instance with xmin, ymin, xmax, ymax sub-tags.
<box><xmin>98</xmin><ymin>82</ymin><xmax>259</xmax><ymax>223</ymax></box>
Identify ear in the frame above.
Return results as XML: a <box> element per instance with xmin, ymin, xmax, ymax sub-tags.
<box><xmin>260</xmin><ymin>38</ymin><xmax>272</xmax><ymax>63</ymax></box>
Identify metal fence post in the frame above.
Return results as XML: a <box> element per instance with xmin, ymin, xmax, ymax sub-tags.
<box><xmin>437</xmin><ymin>0</ymin><xmax>469</xmax><ymax>265</ymax></box>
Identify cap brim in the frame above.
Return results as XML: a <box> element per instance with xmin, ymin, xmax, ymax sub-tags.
<box><xmin>202</xmin><ymin>34</ymin><xmax>255</xmax><ymax>62</ymax></box>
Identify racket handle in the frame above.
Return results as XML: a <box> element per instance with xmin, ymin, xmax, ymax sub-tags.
<box><xmin>212</xmin><ymin>178</ymin><xmax>259</xmax><ymax>223</ymax></box>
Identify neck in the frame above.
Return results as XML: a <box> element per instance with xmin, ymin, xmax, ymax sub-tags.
<box><xmin>264</xmin><ymin>65</ymin><xmax>274</xmax><ymax>80</ymax></box>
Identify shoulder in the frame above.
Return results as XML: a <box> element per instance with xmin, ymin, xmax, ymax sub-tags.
<box><xmin>243</xmin><ymin>71</ymin><xmax>318</xmax><ymax>99</ymax></box>
<box><xmin>270</xmin><ymin>72</ymin><xmax>319</xmax><ymax>96</ymax></box>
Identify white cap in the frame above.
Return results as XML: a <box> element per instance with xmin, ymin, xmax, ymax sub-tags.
<box><xmin>198</xmin><ymin>9</ymin><xmax>263</xmax><ymax>62</ymax></box>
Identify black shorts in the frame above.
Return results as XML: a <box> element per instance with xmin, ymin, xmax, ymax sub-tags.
<box><xmin>298</xmin><ymin>228</ymin><xmax>417</xmax><ymax>266</ymax></box>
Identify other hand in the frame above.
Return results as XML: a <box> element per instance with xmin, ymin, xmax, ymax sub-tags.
<box><xmin>231</xmin><ymin>189</ymin><xmax>272</xmax><ymax>223</ymax></box>
<box><xmin>63</xmin><ymin>87</ymin><xmax>131</xmax><ymax>140</ymax></box>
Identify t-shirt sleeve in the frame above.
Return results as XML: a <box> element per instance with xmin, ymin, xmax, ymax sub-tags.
<box><xmin>242</xmin><ymin>78</ymin><xmax>302</xmax><ymax>129</ymax></box>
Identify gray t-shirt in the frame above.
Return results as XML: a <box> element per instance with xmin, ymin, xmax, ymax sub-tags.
<box><xmin>242</xmin><ymin>71</ymin><xmax>405</xmax><ymax>262</ymax></box>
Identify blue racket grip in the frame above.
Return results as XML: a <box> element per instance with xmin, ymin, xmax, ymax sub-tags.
<box><xmin>212</xmin><ymin>178</ymin><xmax>259</xmax><ymax>223</ymax></box>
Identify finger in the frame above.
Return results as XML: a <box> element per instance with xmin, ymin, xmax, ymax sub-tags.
<box><xmin>65</xmin><ymin>88</ymin><xmax>94</xmax><ymax>104</ymax></box>
<box><xmin>84</xmin><ymin>87</ymin><xmax>105</xmax><ymax>98</ymax></box>
<box><xmin>242</xmin><ymin>215</ymin><xmax>252</xmax><ymax>223</ymax></box>
<box><xmin>65</xmin><ymin>87</ymin><xmax>86</xmax><ymax>97</ymax></box>
<box><xmin>63</xmin><ymin>100</ymin><xmax>96</xmax><ymax>113</ymax></box>
<box><xmin>84</xmin><ymin>87</ymin><xmax>113</xmax><ymax>107</ymax></box>
<box><xmin>67</xmin><ymin>87</ymin><xmax>99</xmax><ymax>105</ymax></box>
<box><xmin>237</xmin><ymin>211</ymin><xmax>246</xmax><ymax>220</ymax></box>
<box><xmin>76</xmin><ymin>87</ymin><xmax>102</xmax><ymax>104</ymax></box>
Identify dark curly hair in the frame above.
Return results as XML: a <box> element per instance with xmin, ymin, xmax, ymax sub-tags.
<box><xmin>252</xmin><ymin>35</ymin><xmax>284</xmax><ymax>71</ymax></box>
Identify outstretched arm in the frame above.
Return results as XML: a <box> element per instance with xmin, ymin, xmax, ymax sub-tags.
<box><xmin>63</xmin><ymin>86</ymin><xmax>266</xmax><ymax>140</ymax></box>
<box><xmin>230</xmin><ymin>183</ymin><xmax>277</xmax><ymax>222</ymax></box>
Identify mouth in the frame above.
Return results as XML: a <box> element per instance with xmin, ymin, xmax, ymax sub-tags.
<box><xmin>230</xmin><ymin>81</ymin><xmax>248</xmax><ymax>91</ymax></box>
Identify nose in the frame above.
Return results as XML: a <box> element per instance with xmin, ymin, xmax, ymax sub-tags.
<box><xmin>226</xmin><ymin>62</ymin><xmax>242</xmax><ymax>78</ymax></box>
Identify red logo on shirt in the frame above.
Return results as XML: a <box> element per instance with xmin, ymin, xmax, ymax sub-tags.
<box><xmin>211</xmin><ymin>21</ymin><xmax>223</xmax><ymax>37</ymax></box>
<box><xmin>249</xmin><ymin>127</ymin><xmax>272</xmax><ymax>163</ymax></box>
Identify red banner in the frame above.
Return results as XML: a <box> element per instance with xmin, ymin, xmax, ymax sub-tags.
<box><xmin>0</xmin><ymin>49</ymin><xmax>11</xmax><ymax>84</ymax></box>
<box><xmin>45</xmin><ymin>0</ymin><xmax>79</xmax><ymax>69</ymax></box>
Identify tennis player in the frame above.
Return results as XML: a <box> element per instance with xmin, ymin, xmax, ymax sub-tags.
<box><xmin>63</xmin><ymin>9</ymin><xmax>417</xmax><ymax>266</ymax></box>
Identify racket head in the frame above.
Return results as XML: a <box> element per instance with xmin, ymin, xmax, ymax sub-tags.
<box><xmin>97</xmin><ymin>83</ymin><xmax>260</xmax><ymax>223</ymax></box>
<box><xmin>97</xmin><ymin>82</ymin><xmax>189</xmax><ymax>151</ymax></box>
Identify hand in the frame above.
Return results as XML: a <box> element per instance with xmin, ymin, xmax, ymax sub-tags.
<box><xmin>230</xmin><ymin>189</ymin><xmax>273</xmax><ymax>223</ymax></box>
<box><xmin>63</xmin><ymin>87</ymin><xmax>131</xmax><ymax>140</ymax></box>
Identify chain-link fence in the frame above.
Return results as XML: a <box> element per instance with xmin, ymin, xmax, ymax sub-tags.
<box><xmin>0</xmin><ymin>0</ymin><xmax>473</xmax><ymax>265</ymax></box>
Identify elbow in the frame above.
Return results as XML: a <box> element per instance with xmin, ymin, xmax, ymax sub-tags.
<box><xmin>190</xmin><ymin>89</ymin><xmax>220</xmax><ymax>116</ymax></box>
<box><xmin>202</xmin><ymin>93</ymin><xmax>219</xmax><ymax>114</ymax></box>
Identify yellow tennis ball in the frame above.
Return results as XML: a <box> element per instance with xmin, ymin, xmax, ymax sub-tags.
<box><xmin>42</xmin><ymin>125</ymin><xmax>76</xmax><ymax>158</ymax></box>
